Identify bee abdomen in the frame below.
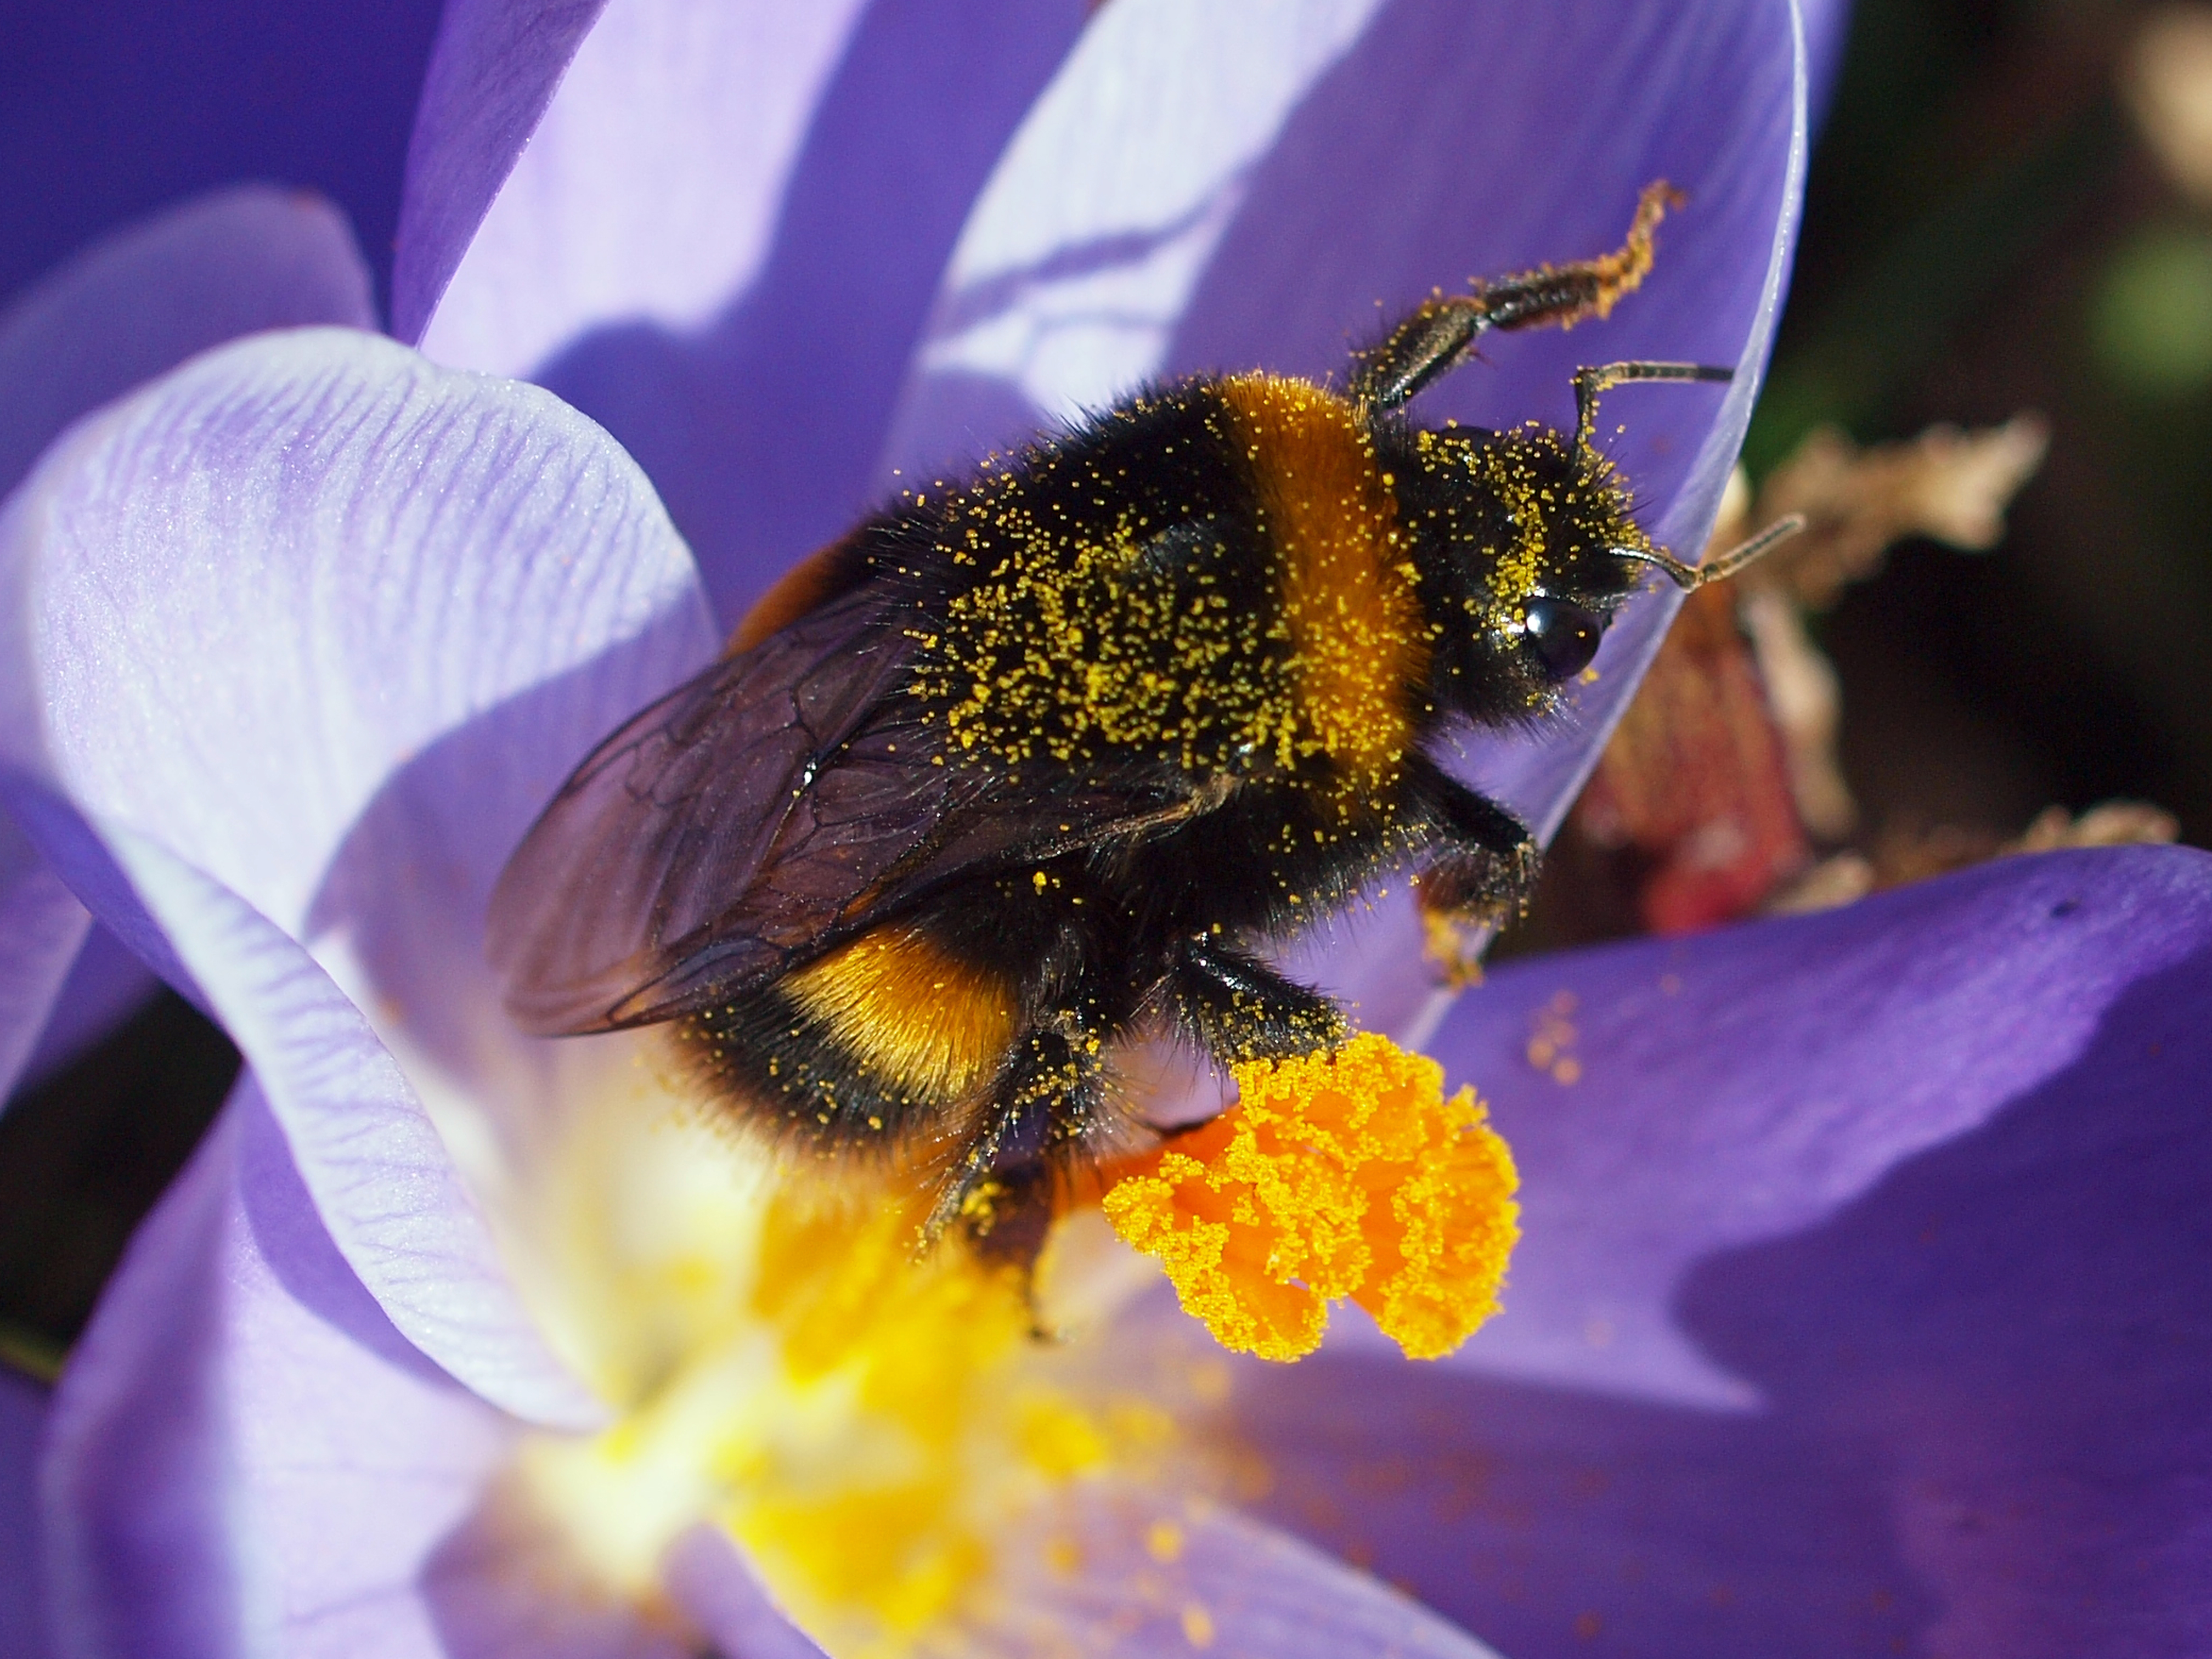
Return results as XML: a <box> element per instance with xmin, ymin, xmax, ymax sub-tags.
<box><xmin>680</xmin><ymin>922</ymin><xmax>1020</xmax><ymax>1147</ymax></box>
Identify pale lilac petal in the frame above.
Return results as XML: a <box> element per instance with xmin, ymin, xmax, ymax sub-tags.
<box><xmin>0</xmin><ymin>188</ymin><xmax>380</xmax><ymax>1092</ymax></box>
<box><xmin>410</xmin><ymin>0</ymin><xmax>865</xmax><ymax>371</ymax></box>
<box><xmin>1</xmin><ymin>328</ymin><xmax>707</xmax><ymax>944</ymax></box>
<box><xmin>9</xmin><ymin>808</ymin><xmax>598</xmax><ymax>1430</ymax></box>
<box><xmin>0</xmin><ymin>808</ymin><xmax>88</xmax><ymax>1105</ymax></box>
<box><xmin>0</xmin><ymin>185</ymin><xmax>375</xmax><ymax>502</ymax></box>
<box><xmin>0</xmin><ymin>327</ymin><xmax>716</xmax><ymax>1424</ymax></box>
<box><xmin>1228</xmin><ymin>846</ymin><xmax>2212</xmax><ymax>1657</ymax></box>
<box><xmin>39</xmin><ymin>1075</ymin><xmax>634</xmax><ymax>1659</ymax></box>
<box><xmin>948</xmin><ymin>1485</ymin><xmax>1504</xmax><ymax>1658</ymax></box>
<box><xmin>0</xmin><ymin>1368</ymin><xmax>47</xmax><ymax>1659</ymax></box>
<box><xmin>41</xmin><ymin>1075</ymin><xmax>746</xmax><ymax>1658</ymax></box>
<box><xmin>416</xmin><ymin>0</ymin><xmax>1091</xmax><ymax>628</ymax></box>
<box><xmin>875</xmin><ymin>0</ymin><xmax>1388</xmax><ymax>478</ymax></box>
<box><xmin>0</xmin><ymin>184</ymin><xmax>379</xmax><ymax>1096</ymax></box>
<box><xmin>662</xmin><ymin>1527</ymin><xmax>827</xmax><ymax>1659</ymax></box>
<box><xmin>388</xmin><ymin>0</ymin><xmax>610</xmax><ymax>348</ymax></box>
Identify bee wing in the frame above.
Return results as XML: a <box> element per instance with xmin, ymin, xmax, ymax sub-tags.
<box><xmin>487</xmin><ymin>587</ymin><xmax>955</xmax><ymax>1033</ymax></box>
<box><xmin>489</xmin><ymin>586</ymin><xmax>1195</xmax><ymax>1035</ymax></box>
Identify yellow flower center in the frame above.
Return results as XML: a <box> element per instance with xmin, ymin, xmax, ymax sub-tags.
<box><xmin>505</xmin><ymin>1030</ymin><xmax>1515</xmax><ymax>1652</ymax></box>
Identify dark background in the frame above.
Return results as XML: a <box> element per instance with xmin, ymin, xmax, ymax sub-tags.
<box><xmin>2</xmin><ymin>0</ymin><xmax>2207</xmax><ymax>1368</ymax></box>
<box><xmin>1756</xmin><ymin>0</ymin><xmax>2212</xmax><ymax>850</ymax></box>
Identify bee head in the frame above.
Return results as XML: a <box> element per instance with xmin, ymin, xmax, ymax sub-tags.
<box><xmin>1391</xmin><ymin>418</ymin><xmax>1660</xmax><ymax>723</ymax></box>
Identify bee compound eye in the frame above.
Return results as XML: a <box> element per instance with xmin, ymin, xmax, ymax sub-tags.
<box><xmin>1523</xmin><ymin>596</ymin><xmax>1604</xmax><ymax>681</ymax></box>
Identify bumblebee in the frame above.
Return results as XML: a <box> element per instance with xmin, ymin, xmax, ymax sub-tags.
<box><xmin>488</xmin><ymin>184</ymin><xmax>1786</xmax><ymax>1257</ymax></box>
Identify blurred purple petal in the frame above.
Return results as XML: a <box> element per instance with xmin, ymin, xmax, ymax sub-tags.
<box><xmin>0</xmin><ymin>0</ymin><xmax>440</xmax><ymax>315</ymax></box>
<box><xmin>0</xmin><ymin>326</ymin><xmax>716</xmax><ymax>1423</ymax></box>
<box><xmin>0</xmin><ymin>1368</ymin><xmax>47</xmax><ymax>1659</ymax></box>
<box><xmin>390</xmin><ymin>0</ymin><xmax>611</xmax><ymax>347</ymax></box>
<box><xmin>41</xmin><ymin>1078</ymin><xmax>537</xmax><ymax>1657</ymax></box>
<box><xmin>1227</xmin><ymin>846</ymin><xmax>2212</xmax><ymax>1657</ymax></box>
<box><xmin>1801</xmin><ymin>0</ymin><xmax>1851</xmax><ymax>121</ymax></box>
<box><xmin>662</xmin><ymin>1527</ymin><xmax>828</xmax><ymax>1659</ymax></box>
<box><xmin>416</xmin><ymin>0</ymin><xmax>1090</xmax><ymax>629</ymax></box>
<box><xmin>0</xmin><ymin>809</ymin><xmax>88</xmax><ymax>1105</ymax></box>
<box><xmin>952</xmin><ymin>1485</ymin><xmax>1504</xmax><ymax>1658</ymax></box>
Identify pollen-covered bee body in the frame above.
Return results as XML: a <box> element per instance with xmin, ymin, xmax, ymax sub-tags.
<box><xmin>489</xmin><ymin>185</ymin><xmax>1745</xmax><ymax>1247</ymax></box>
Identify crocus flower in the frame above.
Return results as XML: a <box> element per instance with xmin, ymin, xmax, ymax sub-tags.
<box><xmin>32</xmin><ymin>4</ymin><xmax>2204</xmax><ymax>1657</ymax></box>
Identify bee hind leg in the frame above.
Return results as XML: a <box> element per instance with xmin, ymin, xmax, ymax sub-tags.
<box><xmin>923</xmin><ymin>1018</ymin><xmax>1104</xmax><ymax>1263</ymax></box>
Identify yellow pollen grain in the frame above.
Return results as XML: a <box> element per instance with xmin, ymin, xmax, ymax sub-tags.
<box><xmin>1100</xmin><ymin>1033</ymin><xmax>1519</xmax><ymax>1362</ymax></box>
<box><xmin>1182</xmin><ymin>1602</ymin><xmax>1217</xmax><ymax>1649</ymax></box>
<box><xmin>906</xmin><ymin>419</ymin><xmax>1294</xmax><ymax>776</ymax></box>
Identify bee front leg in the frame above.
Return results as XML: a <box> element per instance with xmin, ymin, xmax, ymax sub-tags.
<box><xmin>1165</xmin><ymin>936</ymin><xmax>1346</xmax><ymax>1066</ymax></box>
<box><xmin>1401</xmin><ymin>753</ymin><xmax>1541</xmax><ymax>921</ymax></box>
<box><xmin>1350</xmin><ymin>180</ymin><xmax>1677</xmax><ymax>411</ymax></box>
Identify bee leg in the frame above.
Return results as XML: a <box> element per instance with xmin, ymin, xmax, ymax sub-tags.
<box><xmin>1401</xmin><ymin>753</ymin><xmax>1541</xmax><ymax>919</ymax></box>
<box><xmin>1166</xmin><ymin>937</ymin><xmax>1347</xmax><ymax>1066</ymax></box>
<box><xmin>960</xmin><ymin>1161</ymin><xmax>1063</xmax><ymax>1340</ymax></box>
<box><xmin>924</xmin><ymin>1019</ymin><xmax>1103</xmax><ymax>1253</ymax></box>
<box><xmin>1350</xmin><ymin>180</ymin><xmax>1678</xmax><ymax>411</ymax></box>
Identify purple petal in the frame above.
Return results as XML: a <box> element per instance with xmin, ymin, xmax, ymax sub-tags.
<box><xmin>875</xmin><ymin>0</ymin><xmax>1390</xmax><ymax>478</ymax></box>
<box><xmin>0</xmin><ymin>809</ymin><xmax>88</xmax><ymax>1104</ymax></box>
<box><xmin>1</xmin><ymin>327</ymin><xmax>716</xmax><ymax>1424</ymax></box>
<box><xmin>39</xmin><ymin>1075</ymin><xmax>657</xmax><ymax>1658</ymax></box>
<box><xmin>10</xmin><ymin>923</ymin><xmax>157</xmax><ymax>1096</ymax></box>
<box><xmin>0</xmin><ymin>186</ymin><xmax>375</xmax><ymax>503</ymax></box>
<box><xmin>1229</xmin><ymin>846</ymin><xmax>2212</xmax><ymax>1656</ymax></box>
<box><xmin>408</xmin><ymin>0</ymin><xmax>866</xmax><ymax>370</ymax></box>
<box><xmin>0</xmin><ymin>1368</ymin><xmax>47</xmax><ymax>1659</ymax></box>
<box><xmin>0</xmin><ymin>185</ymin><xmax>378</xmax><ymax>1096</ymax></box>
<box><xmin>43</xmin><ymin>1076</ymin><xmax>813</xmax><ymax>1657</ymax></box>
<box><xmin>0</xmin><ymin>1</ymin><xmax>441</xmax><ymax>317</ymax></box>
<box><xmin>662</xmin><ymin>1527</ymin><xmax>828</xmax><ymax>1659</ymax></box>
<box><xmin>13</xmin><ymin>815</ymin><xmax>601</xmax><ymax>1432</ymax></box>
<box><xmin>947</xmin><ymin>1483</ymin><xmax>1504</xmax><ymax>1658</ymax></box>
<box><xmin>388</xmin><ymin>0</ymin><xmax>611</xmax><ymax>347</ymax></box>
<box><xmin>413</xmin><ymin>0</ymin><xmax>1091</xmax><ymax>629</ymax></box>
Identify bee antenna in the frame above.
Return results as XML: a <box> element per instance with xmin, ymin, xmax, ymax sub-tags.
<box><xmin>1572</xmin><ymin>360</ymin><xmax>1734</xmax><ymax>452</ymax></box>
<box><xmin>1617</xmin><ymin>512</ymin><xmax>1807</xmax><ymax>590</ymax></box>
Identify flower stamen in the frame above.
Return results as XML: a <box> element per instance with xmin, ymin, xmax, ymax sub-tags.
<box><xmin>1101</xmin><ymin>1033</ymin><xmax>1519</xmax><ymax>1361</ymax></box>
